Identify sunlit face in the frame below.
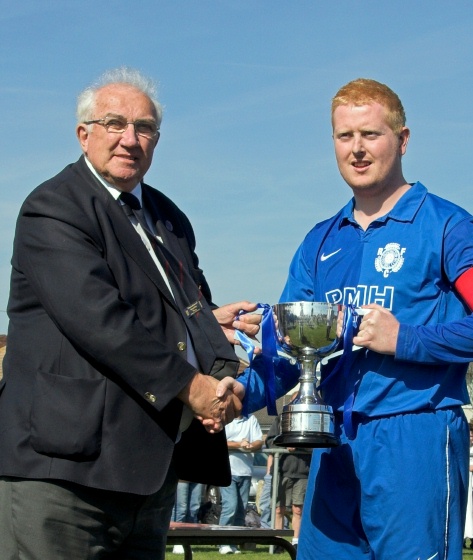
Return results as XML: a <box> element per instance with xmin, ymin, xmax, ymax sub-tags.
<box><xmin>332</xmin><ymin>102</ymin><xmax>409</xmax><ymax>197</ymax></box>
<box><xmin>76</xmin><ymin>84</ymin><xmax>159</xmax><ymax>192</ymax></box>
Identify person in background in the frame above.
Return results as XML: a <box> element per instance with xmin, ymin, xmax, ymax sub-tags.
<box><xmin>218</xmin><ymin>414</ymin><xmax>263</xmax><ymax>555</ymax></box>
<box><xmin>171</xmin><ymin>480</ymin><xmax>203</xmax><ymax>554</ymax></box>
<box><xmin>0</xmin><ymin>67</ymin><xmax>260</xmax><ymax>560</ymax></box>
<box><xmin>265</xmin><ymin>396</ymin><xmax>311</xmax><ymax>554</ymax></box>
<box><xmin>256</xmin><ymin>452</ymin><xmax>273</xmax><ymax>529</ymax></box>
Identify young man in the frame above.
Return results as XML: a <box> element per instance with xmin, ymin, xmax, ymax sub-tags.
<box><xmin>228</xmin><ymin>78</ymin><xmax>473</xmax><ymax>559</ymax></box>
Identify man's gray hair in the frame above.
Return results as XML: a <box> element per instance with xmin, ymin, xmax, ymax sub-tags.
<box><xmin>76</xmin><ymin>67</ymin><xmax>163</xmax><ymax>127</ymax></box>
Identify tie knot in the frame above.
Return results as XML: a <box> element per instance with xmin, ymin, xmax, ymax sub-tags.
<box><xmin>120</xmin><ymin>192</ymin><xmax>141</xmax><ymax>210</ymax></box>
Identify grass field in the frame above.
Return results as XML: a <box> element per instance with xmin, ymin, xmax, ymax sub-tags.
<box><xmin>164</xmin><ymin>542</ymin><xmax>473</xmax><ymax>559</ymax></box>
<box><xmin>165</xmin><ymin>545</ymin><xmax>278</xmax><ymax>559</ymax></box>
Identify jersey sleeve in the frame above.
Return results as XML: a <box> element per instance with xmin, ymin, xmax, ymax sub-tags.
<box><xmin>395</xmin><ymin>216</ymin><xmax>473</xmax><ymax>364</ymax></box>
<box><xmin>443</xmin><ymin>216</ymin><xmax>473</xmax><ymax>283</ymax></box>
<box><xmin>396</xmin><ymin>315</ymin><xmax>473</xmax><ymax>364</ymax></box>
<box><xmin>237</xmin><ymin>354</ymin><xmax>300</xmax><ymax>414</ymax></box>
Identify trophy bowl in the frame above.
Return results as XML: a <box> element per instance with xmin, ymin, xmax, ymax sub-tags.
<box><xmin>272</xmin><ymin>302</ymin><xmax>341</xmax><ymax>448</ymax></box>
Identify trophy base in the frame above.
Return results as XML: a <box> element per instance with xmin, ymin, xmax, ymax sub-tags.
<box><xmin>273</xmin><ymin>402</ymin><xmax>340</xmax><ymax>449</ymax></box>
<box><xmin>273</xmin><ymin>431</ymin><xmax>340</xmax><ymax>448</ymax></box>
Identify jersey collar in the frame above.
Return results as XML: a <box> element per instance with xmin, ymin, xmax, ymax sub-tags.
<box><xmin>339</xmin><ymin>182</ymin><xmax>428</xmax><ymax>228</ymax></box>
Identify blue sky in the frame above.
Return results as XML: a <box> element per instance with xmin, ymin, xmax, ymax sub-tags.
<box><xmin>1</xmin><ymin>0</ymin><xmax>473</xmax><ymax>334</ymax></box>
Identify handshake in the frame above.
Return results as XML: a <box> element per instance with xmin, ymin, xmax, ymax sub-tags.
<box><xmin>177</xmin><ymin>300</ymin><xmax>262</xmax><ymax>434</ymax></box>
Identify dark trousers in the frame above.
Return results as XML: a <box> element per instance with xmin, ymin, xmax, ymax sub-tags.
<box><xmin>0</xmin><ymin>468</ymin><xmax>178</xmax><ymax>560</ymax></box>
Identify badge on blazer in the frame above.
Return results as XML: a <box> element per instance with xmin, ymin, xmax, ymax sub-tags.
<box><xmin>185</xmin><ymin>300</ymin><xmax>203</xmax><ymax>317</ymax></box>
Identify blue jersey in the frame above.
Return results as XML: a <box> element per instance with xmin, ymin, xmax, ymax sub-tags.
<box><xmin>280</xmin><ymin>182</ymin><xmax>473</xmax><ymax>418</ymax></box>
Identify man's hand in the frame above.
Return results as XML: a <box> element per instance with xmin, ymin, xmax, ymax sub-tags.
<box><xmin>213</xmin><ymin>301</ymin><xmax>261</xmax><ymax>352</ymax></box>
<box><xmin>352</xmin><ymin>304</ymin><xmax>399</xmax><ymax>354</ymax></box>
<box><xmin>177</xmin><ymin>373</ymin><xmax>242</xmax><ymax>434</ymax></box>
<box><xmin>215</xmin><ymin>376</ymin><xmax>246</xmax><ymax>401</ymax></box>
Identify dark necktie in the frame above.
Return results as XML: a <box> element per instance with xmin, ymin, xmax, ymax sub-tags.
<box><xmin>119</xmin><ymin>192</ymin><xmax>154</xmax><ymax>238</ymax></box>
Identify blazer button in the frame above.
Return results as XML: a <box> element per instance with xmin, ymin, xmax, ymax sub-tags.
<box><xmin>145</xmin><ymin>392</ymin><xmax>157</xmax><ymax>403</ymax></box>
<box><xmin>177</xmin><ymin>342</ymin><xmax>187</xmax><ymax>351</ymax></box>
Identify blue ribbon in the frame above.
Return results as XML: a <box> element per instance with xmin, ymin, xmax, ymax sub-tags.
<box><xmin>319</xmin><ymin>304</ymin><xmax>363</xmax><ymax>439</ymax></box>
<box><xmin>340</xmin><ymin>306</ymin><xmax>361</xmax><ymax>439</ymax></box>
<box><xmin>234</xmin><ymin>303</ymin><xmax>278</xmax><ymax>416</ymax></box>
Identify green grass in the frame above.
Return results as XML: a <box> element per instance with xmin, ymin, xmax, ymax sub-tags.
<box><xmin>165</xmin><ymin>544</ymin><xmax>280</xmax><ymax>559</ymax></box>
<box><xmin>164</xmin><ymin>542</ymin><xmax>473</xmax><ymax>559</ymax></box>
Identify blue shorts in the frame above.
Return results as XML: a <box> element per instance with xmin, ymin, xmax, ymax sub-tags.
<box><xmin>298</xmin><ymin>408</ymin><xmax>469</xmax><ymax>560</ymax></box>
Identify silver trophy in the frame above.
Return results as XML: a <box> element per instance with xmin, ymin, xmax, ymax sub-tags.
<box><xmin>272</xmin><ymin>302</ymin><xmax>341</xmax><ymax>448</ymax></box>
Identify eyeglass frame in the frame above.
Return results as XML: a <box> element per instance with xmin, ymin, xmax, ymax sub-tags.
<box><xmin>83</xmin><ymin>114</ymin><xmax>160</xmax><ymax>140</ymax></box>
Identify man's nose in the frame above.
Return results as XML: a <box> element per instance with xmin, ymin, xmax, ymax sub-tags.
<box><xmin>119</xmin><ymin>123</ymin><xmax>140</xmax><ymax>145</ymax></box>
<box><xmin>352</xmin><ymin>135</ymin><xmax>365</xmax><ymax>155</ymax></box>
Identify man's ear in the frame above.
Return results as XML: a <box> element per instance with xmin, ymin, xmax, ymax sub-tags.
<box><xmin>399</xmin><ymin>127</ymin><xmax>410</xmax><ymax>156</ymax></box>
<box><xmin>76</xmin><ymin>124</ymin><xmax>89</xmax><ymax>153</ymax></box>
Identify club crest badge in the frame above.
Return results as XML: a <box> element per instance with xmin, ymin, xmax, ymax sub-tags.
<box><xmin>375</xmin><ymin>243</ymin><xmax>406</xmax><ymax>278</ymax></box>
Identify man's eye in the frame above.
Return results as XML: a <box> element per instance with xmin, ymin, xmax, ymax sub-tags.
<box><xmin>106</xmin><ymin>119</ymin><xmax>125</xmax><ymax>131</ymax></box>
<box><xmin>136</xmin><ymin>122</ymin><xmax>156</xmax><ymax>135</ymax></box>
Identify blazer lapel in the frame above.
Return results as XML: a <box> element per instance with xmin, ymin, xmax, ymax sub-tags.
<box><xmin>141</xmin><ymin>187</ymin><xmax>204</xmax><ymax>307</ymax></box>
<box><xmin>142</xmin><ymin>189</ymin><xmax>190</xmax><ymax>272</ymax></box>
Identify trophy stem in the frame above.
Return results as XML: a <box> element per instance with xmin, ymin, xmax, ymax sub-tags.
<box><xmin>273</xmin><ymin>349</ymin><xmax>340</xmax><ymax>449</ymax></box>
<box><xmin>297</xmin><ymin>350</ymin><xmax>323</xmax><ymax>405</ymax></box>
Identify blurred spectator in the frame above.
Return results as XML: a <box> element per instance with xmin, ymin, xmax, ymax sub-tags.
<box><xmin>171</xmin><ymin>481</ymin><xmax>203</xmax><ymax>554</ymax></box>
<box><xmin>219</xmin><ymin>415</ymin><xmax>263</xmax><ymax>555</ymax></box>
<box><xmin>266</xmin><ymin>402</ymin><xmax>312</xmax><ymax>553</ymax></box>
<box><xmin>257</xmin><ymin>453</ymin><xmax>273</xmax><ymax>528</ymax></box>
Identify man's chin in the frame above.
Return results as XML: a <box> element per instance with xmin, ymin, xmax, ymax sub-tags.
<box><xmin>344</xmin><ymin>175</ymin><xmax>378</xmax><ymax>191</ymax></box>
<box><xmin>109</xmin><ymin>170</ymin><xmax>144</xmax><ymax>191</ymax></box>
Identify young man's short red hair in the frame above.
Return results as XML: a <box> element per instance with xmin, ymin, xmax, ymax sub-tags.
<box><xmin>331</xmin><ymin>78</ymin><xmax>406</xmax><ymax>134</ymax></box>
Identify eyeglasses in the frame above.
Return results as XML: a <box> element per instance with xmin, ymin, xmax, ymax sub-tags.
<box><xmin>83</xmin><ymin>114</ymin><xmax>160</xmax><ymax>140</ymax></box>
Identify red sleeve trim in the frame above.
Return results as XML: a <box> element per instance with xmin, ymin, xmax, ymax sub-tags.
<box><xmin>454</xmin><ymin>268</ymin><xmax>473</xmax><ymax>311</ymax></box>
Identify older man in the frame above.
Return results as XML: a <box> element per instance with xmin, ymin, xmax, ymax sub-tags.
<box><xmin>0</xmin><ymin>67</ymin><xmax>258</xmax><ymax>560</ymax></box>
